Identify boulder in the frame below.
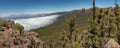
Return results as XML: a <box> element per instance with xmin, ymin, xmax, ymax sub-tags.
<box><xmin>0</xmin><ymin>27</ymin><xmax>43</xmax><ymax>48</ymax></box>
<box><xmin>105</xmin><ymin>39</ymin><xmax>120</xmax><ymax>48</ymax></box>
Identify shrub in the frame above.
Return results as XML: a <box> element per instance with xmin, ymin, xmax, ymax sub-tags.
<box><xmin>0</xmin><ymin>18</ymin><xmax>6</xmax><ymax>31</ymax></box>
<box><xmin>0</xmin><ymin>18</ymin><xmax>7</xmax><ymax>27</ymax></box>
<box><xmin>13</xmin><ymin>23</ymin><xmax>24</xmax><ymax>35</ymax></box>
<box><xmin>0</xmin><ymin>25</ymin><xmax>4</xmax><ymax>31</ymax></box>
<box><xmin>82</xmin><ymin>8</ymin><xmax>86</xmax><ymax>13</ymax></box>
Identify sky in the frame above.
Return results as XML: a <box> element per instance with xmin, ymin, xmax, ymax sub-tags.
<box><xmin>0</xmin><ymin>0</ymin><xmax>120</xmax><ymax>16</ymax></box>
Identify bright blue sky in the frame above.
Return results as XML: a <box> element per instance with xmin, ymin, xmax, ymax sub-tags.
<box><xmin>0</xmin><ymin>0</ymin><xmax>120</xmax><ymax>14</ymax></box>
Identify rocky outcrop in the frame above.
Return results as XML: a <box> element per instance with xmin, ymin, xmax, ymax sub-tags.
<box><xmin>0</xmin><ymin>20</ymin><xmax>43</xmax><ymax>48</ymax></box>
<box><xmin>6</xmin><ymin>20</ymin><xmax>15</xmax><ymax>28</ymax></box>
<box><xmin>105</xmin><ymin>39</ymin><xmax>120</xmax><ymax>48</ymax></box>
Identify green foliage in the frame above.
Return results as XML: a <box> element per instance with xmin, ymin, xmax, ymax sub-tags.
<box><xmin>33</xmin><ymin>0</ymin><xmax>120</xmax><ymax>48</ymax></box>
<box><xmin>13</xmin><ymin>23</ymin><xmax>24</xmax><ymax>35</ymax></box>
<box><xmin>58</xmin><ymin>15</ymin><xmax>82</xmax><ymax>48</ymax></box>
<box><xmin>0</xmin><ymin>18</ymin><xmax>7</xmax><ymax>31</ymax></box>
<box><xmin>47</xmin><ymin>37</ymin><xmax>55</xmax><ymax>48</ymax></box>
<box><xmin>114</xmin><ymin>0</ymin><xmax>120</xmax><ymax>44</ymax></box>
<box><xmin>82</xmin><ymin>8</ymin><xmax>86</xmax><ymax>13</ymax></box>
<box><xmin>0</xmin><ymin>25</ymin><xmax>4</xmax><ymax>31</ymax></box>
<box><xmin>67</xmin><ymin>15</ymin><xmax>76</xmax><ymax>40</ymax></box>
<box><xmin>0</xmin><ymin>18</ymin><xmax>7</xmax><ymax>26</ymax></box>
<box><xmin>32</xmin><ymin>9</ymin><xmax>89</xmax><ymax>48</ymax></box>
<box><xmin>86</xmin><ymin>0</ymin><xmax>120</xmax><ymax>48</ymax></box>
<box><xmin>59</xmin><ymin>30</ymin><xmax>67</xmax><ymax>48</ymax></box>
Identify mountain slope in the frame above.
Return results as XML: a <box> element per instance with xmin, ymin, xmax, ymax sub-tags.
<box><xmin>32</xmin><ymin>9</ymin><xmax>91</xmax><ymax>46</ymax></box>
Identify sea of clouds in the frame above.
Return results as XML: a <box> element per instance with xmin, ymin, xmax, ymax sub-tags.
<box><xmin>14</xmin><ymin>15</ymin><xmax>59</xmax><ymax>30</ymax></box>
<box><xmin>0</xmin><ymin>12</ymin><xmax>60</xmax><ymax>30</ymax></box>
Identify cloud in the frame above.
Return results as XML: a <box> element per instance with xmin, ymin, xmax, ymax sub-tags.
<box><xmin>0</xmin><ymin>11</ymin><xmax>60</xmax><ymax>30</ymax></box>
<box><xmin>0</xmin><ymin>11</ymin><xmax>53</xmax><ymax>17</ymax></box>
<box><xmin>13</xmin><ymin>15</ymin><xmax>59</xmax><ymax>30</ymax></box>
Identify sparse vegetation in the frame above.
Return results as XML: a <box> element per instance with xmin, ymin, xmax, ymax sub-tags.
<box><xmin>0</xmin><ymin>18</ymin><xmax>7</xmax><ymax>31</ymax></box>
<box><xmin>13</xmin><ymin>23</ymin><xmax>24</xmax><ymax>35</ymax></box>
<box><xmin>0</xmin><ymin>25</ymin><xmax>4</xmax><ymax>31</ymax></box>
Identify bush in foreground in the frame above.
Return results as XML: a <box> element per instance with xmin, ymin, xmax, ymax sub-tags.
<box><xmin>13</xmin><ymin>23</ymin><xmax>24</xmax><ymax>35</ymax></box>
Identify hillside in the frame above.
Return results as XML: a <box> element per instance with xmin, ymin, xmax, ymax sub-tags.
<box><xmin>32</xmin><ymin>5</ymin><xmax>120</xmax><ymax>48</ymax></box>
<box><xmin>32</xmin><ymin>9</ymin><xmax>91</xmax><ymax>47</ymax></box>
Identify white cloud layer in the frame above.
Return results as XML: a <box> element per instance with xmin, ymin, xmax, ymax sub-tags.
<box><xmin>0</xmin><ymin>11</ymin><xmax>53</xmax><ymax>17</ymax></box>
<box><xmin>13</xmin><ymin>15</ymin><xmax>59</xmax><ymax>30</ymax></box>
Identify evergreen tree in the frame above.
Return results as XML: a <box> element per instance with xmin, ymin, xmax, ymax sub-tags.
<box><xmin>88</xmin><ymin>0</ymin><xmax>107</xmax><ymax>48</ymax></box>
<box><xmin>92</xmin><ymin>0</ymin><xmax>96</xmax><ymax>20</ymax></box>
<box><xmin>87</xmin><ymin>0</ymin><xmax>120</xmax><ymax>48</ymax></box>
<box><xmin>59</xmin><ymin>15</ymin><xmax>81</xmax><ymax>48</ymax></box>
<box><xmin>49</xmin><ymin>0</ymin><xmax>120</xmax><ymax>48</ymax></box>
<box><xmin>114</xmin><ymin>0</ymin><xmax>120</xmax><ymax>44</ymax></box>
<box><xmin>67</xmin><ymin>15</ymin><xmax>76</xmax><ymax>43</ymax></box>
<box><xmin>47</xmin><ymin>36</ymin><xmax>55</xmax><ymax>48</ymax></box>
<box><xmin>59</xmin><ymin>30</ymin><xmax>68</xmax><ymax>48</ymax></box>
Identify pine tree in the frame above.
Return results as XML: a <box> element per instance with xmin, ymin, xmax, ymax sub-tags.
<box><xmin>67</xmin><ymin>15</ymin><xmax>81</xmax><ymax>48</ymax></box>
<box><xmin>67</xmin><ymin>15</ymin><xmax>76</xmax><ymax>43</ymax></box>
<box><xmin>59</xmin><ymin>15</ymin><xmax>82</xmax><ymax>48</ymax></box>
<box><xmin>59</xmin><ymin>30</ymin><xmax>68</xmax><ymax>48</ymax></box>
<box><xmin>89</xmin><ymin>0</ymin><xmax>100</xmax><ymax>47</ymax></box>
<box><xmin>87</xmin><ymin>0</ymin><xmax>120</xmax><ymax>47</ymax></box>
<box><xmin>92</xmin><ymin>0</ymin><xmax>96</xmax><ymax>20</ymax></box>
<box><xmin>47</xmin><ymin>36</ymin><xmax>55</xmax><ymax>48</ymax></box>
<box><xmin>114</xmin><ymin>0</ymin><xmax>120</xmax><ymax>44</ymax></box>
<box><xmin>88</xmin><ymin>0</ymin><xmax>106</xmax><ymax>48</ymax></box>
